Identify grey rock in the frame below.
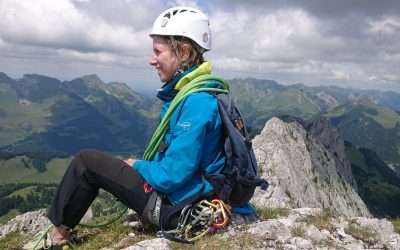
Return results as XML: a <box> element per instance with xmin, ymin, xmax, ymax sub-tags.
<box><xmin>122</xmin><ymin>238</ymin><xmax>171</xmax><ymax>250</ymax></box>
<box><xmin>303</xmin><ymin>117</ymin><xmax>358</xmax><ymax>190</ymax></box>
<box><xmin>290</xmin><ymin>237</ymin><xmax>313</xmax><ymax>249</ymax></box>
<box><xmin>126</xmin><ymin>221</ymin><xmax>142</xmax><ymax>229</ymax></box>
<box><xmin>0</xmin><ymin>209</ymin><xmax>50</xmax><ymax>240</ymax></box>
<box><xmin>0</xmin><ymin>208</ymin><xmax>92</xmax><ymax>240</ymax></box>
<box><xmin>251</xmin><ymin>117</ymin><xmax>370</xmax><ymax>218</ymax></box>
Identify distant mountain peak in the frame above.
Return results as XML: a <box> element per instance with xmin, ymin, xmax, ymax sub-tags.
<box><xmin>0</xmin><ymin>72</ymin><xmax>15</xmax><ymax>85</ymax></box>
<box><xmin>355</xmin><ymin>95</ymin><xmax>379</xmax><ymax>106</ymax></box>
<box><xmin>80</xmin><ymin>74</ymin><xmax>105</xmax><ymax>88</ymax></box>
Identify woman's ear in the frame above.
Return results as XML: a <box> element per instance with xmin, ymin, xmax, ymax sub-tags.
<box><xmin>180</xmin><ymin>43</ymin><xmax>190</xmax><ymax>62</ymax></box>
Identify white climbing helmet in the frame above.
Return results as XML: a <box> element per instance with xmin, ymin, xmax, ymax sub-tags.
<box><xmin>150</xmin><ymin>6</ymin><xmax>211</xmax><ymax>51</ymax></box>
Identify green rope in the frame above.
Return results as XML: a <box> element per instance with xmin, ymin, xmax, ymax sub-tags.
<box><xmin>143</xmin><ymin>74</ymin><xmax>229</xmax><ymax>161</ymax></box>
<box><xmin>31</xmin><ymin>224</ymin><xmax>53</xmax><ymax>250</ymax></box>
<box><xmin>78</xmin><ymin>207</ymin><xmax>128</xmax><ymax>228</ymax></box>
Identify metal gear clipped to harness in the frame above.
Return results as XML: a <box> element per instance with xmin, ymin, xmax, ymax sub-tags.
<box><xmin>159</xmin><ymin>198</ymin><xmax>231</xmax><ymax>243</ymax></box>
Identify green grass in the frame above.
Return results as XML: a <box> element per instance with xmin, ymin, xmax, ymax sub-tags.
<box><xmin>346</xmin><ymin>148</ymin><xmax>367</xmax><ymax>172</ymax></box>
<box><xmin>357</xmin><ymin>97</ymin><xmax>400</xmax><ymax>129</ymax></box>
<box><xmin>0</xmin><ymin>222</ymin><xmax>155</xmax><ymax>250</ymax></box>
<box><xmin>0</xmin><ymin>230</ymin><xmax>22</xmax><ymax>249</ymax></box>
<box><xmin>298</xmin><ymin>209</ymin><xmax>336</xmax><ymax>233</ymax></box>
<box><xmin>170</xmin><ymin>233</ymin><xmax>262</xmax><ymax>250</ymax></box>
<box><xmin>345</xmin><ymin>220</ymin><xmax>378</xmax><ymax>245</ymax></box>
<box><xmin>325</xmin><ymin>104</ymin><xmax>349</xmax><ymax>117</ymax></box>
<box><xmin>312</xmin><ymin>238</ymin><xmax>336</xmax><ymax>248</ymax></box>
<box><xmin>391</xmin><ymin>219</ymin><xmax>400</xmax><ymax>234</ymax></box>
<box><xmin>264</xmin><ymin>89</ymin><xmax>319</xmax><ymax>119</ymax></box>
<box><xmin>291</xmin><ymin>225</ymin><xmax>306</xmax><ymax>238</ymax></box>
<box><xmin>0</xmin><ymin>157</ymin><xmax>70</xmax><ymax>184</ymax></box>
<box><xmin>6</xmin><ymin>186</ymin><xmax>36</xmax><ymax>198</ymax></box>
<box><xmin>2</xmin><ymin>223</ymin><xmax>261</xmax><ymax>250</ymax></box>
<box><xmin>257</xmin><ymin>207</ymin><xmax>290</xmax><ymax>220</ymax></box>
<box><xmin>364</xmin><ymin>106</ymin><xmax>400</xmax><ymax>129</ymax></box>
<box><xmin>0</xmin><ymin>86</ymin><xmax>60</xmax><ymax>147</ymax></box>
<box><xmin>0</xmin><ymin>209</ymin><xmax>20</xmax><ymax>224</ymax></box>
<box><xmin>325</xmin><ymin>96</ymin><xmax>400</xmax><ymax>129</ymax></box>
<box><xmin>74</xmin><ymin>222</ymin><xmax>155</xmax><ymax>249</ymax></box>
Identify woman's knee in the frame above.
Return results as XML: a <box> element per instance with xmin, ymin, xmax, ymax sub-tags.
<box><xmin>76</xmin><ymin>149</ymin><xmax>105</xmax><ymax>162</ymax></box>
<box><xmin>74</xmin><ymin>149</ymin><xmax>121</xmax><ymax>174</ymax></box>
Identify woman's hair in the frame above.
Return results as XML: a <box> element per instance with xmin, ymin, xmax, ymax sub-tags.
<box><xmin>166</xmin><ymin>36</ymin><xmax>205</xmax><ymax>70</ymax></box>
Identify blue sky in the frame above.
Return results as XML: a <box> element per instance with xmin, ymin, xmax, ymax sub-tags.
<box><xmin>0</xmin><ymin>0</ymin><xmax>399</xmax><ymax>93</ymax></box>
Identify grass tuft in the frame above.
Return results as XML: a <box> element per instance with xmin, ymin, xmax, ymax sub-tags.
<box><xmin>291</xmin><ymin>224</ymin><xmax>306</xmax><ymax>238</ymax></box>
<box><xmin>0</xmin><ymin>230</ymin><xmax>22</xmax><ymax>249</ymax></box>
<box><xmin>74</xmin><ymin>221</ymin><xmax>156</xmax><ymax>249</ymax></box>
<box><xmin>312</xmin><ymin>238</ymin><xmax>336</xmax><ymax>248</ymax></box>
<box><xmin>345</xmin><ymin>220</ymin><xmax>378</xmax><ymax>246</ymax></box>
<box><xmin>391</xmin><ymin>218</ymin><xmax>400</xmax><ymax>234</ymax></box>
<box><xmin>257</xmin><ymin>207</ymin><xmax>290</xmax><ymax>220</ymax></box>
<box><xmin>169</xmin><ymin>233</ymin><xmax>262</xmax><ymax>250</ymax></box>
<box><xmin>298</xmin><ymin>209</ymin><xmax>336</xmax><ymax>232</ymax></box>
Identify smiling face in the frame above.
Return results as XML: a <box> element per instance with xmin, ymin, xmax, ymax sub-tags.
<box><xmin>149</xmin><ymin>36</ymin><xmax>179</xmax><ymax>83</ymax></box>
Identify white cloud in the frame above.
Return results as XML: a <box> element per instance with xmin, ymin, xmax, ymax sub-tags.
<box><xmin>211</xmin><ymin>9</ymin><xmax>348</xmax><ymax>69</ymax></box>
<box><xmin>367</xmin><ymin>15</ymin><xmax>400</xmax><ymax>35</ymax></box>
<box><xmin>0</xmin><ymin>37</ymin><xmax>10</xmax><ymax>50</ymax></box>
<box><xmin>0</xmin><ymin>0</ymin><xmax>150</xmax><ymax>54</ymax></box>
<box><xmin>0</xmin><ymin>0</ymin><xmax>399</xmax><ymax>92</ymax></box>
<box><xmin>331</xmin><ymin>69</ymin><xmax>351</xmax><ymax>80</ymax></box>
<box><xmin>57</xmin><ymin>49</ymin><xmax>117</xmax><ymax>63</ymax></box>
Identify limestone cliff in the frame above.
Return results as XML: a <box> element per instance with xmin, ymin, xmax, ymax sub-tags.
<box><xmin>251</xmin><ymin>117</ymin><xmax>370</xmax><ymax>217</ymax></box>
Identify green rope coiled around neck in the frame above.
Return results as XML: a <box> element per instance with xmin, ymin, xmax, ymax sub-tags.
<box><xmin>143</xmin><ymin>74</ymin><xmax>229</xmax><ymax>161</ymax></box>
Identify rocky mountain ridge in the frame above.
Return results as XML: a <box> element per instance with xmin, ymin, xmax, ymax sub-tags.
<box><xmin>251</xmin><ymin>117</ymin><xmax>369</xmax><ymax>218</ymax></box>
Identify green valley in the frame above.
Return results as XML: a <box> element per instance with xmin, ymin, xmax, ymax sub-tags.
<box><xmin>1</xmin><ymin>72</ymin><xmax>400</xmax><ymax>220</ymax></box>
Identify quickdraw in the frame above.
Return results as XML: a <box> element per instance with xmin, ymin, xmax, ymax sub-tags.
<box><xmin>160</xmin><ymin>198</ymin><xmax>231</xmax><ymax>242</ymax></box>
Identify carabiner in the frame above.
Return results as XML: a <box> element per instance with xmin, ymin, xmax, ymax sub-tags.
<box><xmin>210</xmin><ymin>199</ymin><xmax>231</xmax><ymax>228</ymax></box>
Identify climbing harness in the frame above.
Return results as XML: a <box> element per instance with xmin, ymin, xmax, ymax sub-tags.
<box><xmin>158</xmin><ymin>198</ymin><xmax>231</xmax><ymax>243</ymax></box>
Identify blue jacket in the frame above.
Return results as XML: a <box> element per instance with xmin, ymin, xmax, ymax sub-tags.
<box><xmin>133</xmin><ymin>62</ymin><xmax>226</xmax><ymax>204</ymax></box>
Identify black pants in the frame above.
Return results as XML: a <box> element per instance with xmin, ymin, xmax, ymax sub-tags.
<box><xmin>47</xmin><ymin>149</ymin><xmax>154</xmax><ymax>229</ymax></box>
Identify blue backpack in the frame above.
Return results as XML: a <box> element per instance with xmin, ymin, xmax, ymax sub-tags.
<box><xmin>206</xmin><ymin>92</ymin><xmax>269</xmax><ymax>206</ymax></box>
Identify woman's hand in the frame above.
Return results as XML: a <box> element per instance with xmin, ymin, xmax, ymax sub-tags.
<box><xmin>124</xmin><ymin>158</ymin><xmax>137</xmax><ymax>167</ymax></box>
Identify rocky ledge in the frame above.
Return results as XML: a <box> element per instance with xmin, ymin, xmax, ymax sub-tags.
<box><xmin>1</xmin><ymin>207</ymin><xmax>399</xmax><ymax>249</ymax></box>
